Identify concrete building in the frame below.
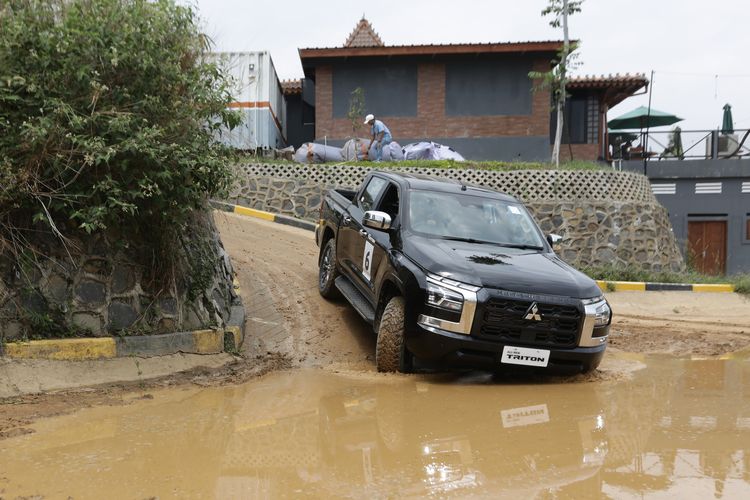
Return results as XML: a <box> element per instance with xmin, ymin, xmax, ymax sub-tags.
<box><xmin>284</xmin><ymin>18</ymin><xmax>647</xmax><ymax>162</ymax></box>
<box><xmin>624</xmin><ymin>159</ymin><xmax>750</xmax><ymax>275</ymax></box>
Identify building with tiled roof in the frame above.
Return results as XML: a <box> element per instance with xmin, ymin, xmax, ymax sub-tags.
<box><xmin>285</xmin><ymin>17</ymin><xmax>647</xmax><ymax>161</ymax></box>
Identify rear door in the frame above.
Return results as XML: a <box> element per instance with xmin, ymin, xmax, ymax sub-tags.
<box><xmin>338</xmin><ymin>176</ymin><xmax>389</xmax><ymax>296</ymax></box>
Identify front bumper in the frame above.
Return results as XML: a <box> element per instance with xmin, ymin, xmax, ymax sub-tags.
<box><xmin>406</xmin><ymin>323</ymin><xmax>608</xmax><ymax>374</ymax></box>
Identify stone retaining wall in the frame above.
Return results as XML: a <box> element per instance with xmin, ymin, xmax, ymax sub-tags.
<box><xmin>226</xmin><ymin>164</ymin><xmax>685</xmax><ymax>273</ymax></box>
<box><xmin>0</xmin><ymin>211</ymin><xmax>239</xmax><ymax>342</ymax></box>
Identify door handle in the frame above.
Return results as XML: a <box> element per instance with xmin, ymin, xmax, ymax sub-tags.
<box><xmin>342</xmin><ymin>216</ymin><xmax>351</xmax><ymax>226</ymax></box>
<box><xmin>359</xmin><ymin>229</ymin><xmax>368</xmax><ymax>238</ymax></box>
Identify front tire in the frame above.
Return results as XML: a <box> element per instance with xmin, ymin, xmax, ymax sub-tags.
<box><xmin>318</xmin><ymin>239</ymin><xmax>340</xmax><ymax>299</ymax></box>
<box><xmin>376</xmin><ymin>296</ymin><xmax>412</xmax><ymax>373</ymax></box>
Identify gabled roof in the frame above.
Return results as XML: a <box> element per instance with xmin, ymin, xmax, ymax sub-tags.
<box><xmin>567</xmin><ymin>73</ymin><xmax>648</xmax><ymax>108</ymax></box>
<box><xmin>344</xmin><ymin>17</ymin><xmax>384</xmax><ymax>48</ymax></box>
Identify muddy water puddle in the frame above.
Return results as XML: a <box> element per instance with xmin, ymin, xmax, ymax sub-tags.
<box><xmin>1</xmin><ymin>355</ymin><xmax>749</xmax><ymax>499</ymax></box>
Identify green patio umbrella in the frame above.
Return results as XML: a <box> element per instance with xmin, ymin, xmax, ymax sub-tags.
<box><xmin>721</xmin><ymin>103</ymin><xmax>734</xmax><ymax>134</ymax></box>
<box><xmin>608</xmin><ymin>106</ymin><xmax>683</xmax><ymax>130</ymax></box>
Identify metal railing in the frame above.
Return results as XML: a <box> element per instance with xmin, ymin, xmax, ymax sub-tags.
<box><xmin>608</xmin><ymin>128</ymin><xmax>750</xmax><ymax>161</ymax></box>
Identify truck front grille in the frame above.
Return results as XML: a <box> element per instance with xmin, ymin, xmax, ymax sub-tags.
<box><xmin>479</xmin><ymin>298</ymin><xmax>581</xmax><ymax>348</ymax></box>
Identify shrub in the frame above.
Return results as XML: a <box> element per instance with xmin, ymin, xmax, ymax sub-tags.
<box><xmin>0</xmin><ymin>0</ymin><xmax>238</xmax><ymax>248</ymax></box>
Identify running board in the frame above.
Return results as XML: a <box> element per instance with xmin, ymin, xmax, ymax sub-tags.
<box><xmin>335</xmin><ymin>276</ymin><xmax>375</xmax><ymax>324</ymax></box>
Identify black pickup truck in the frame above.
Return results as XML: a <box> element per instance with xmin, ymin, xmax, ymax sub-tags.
<box><xmin>315</xmin><ymin>171</ymin><xmax>611</xmax><ymax>374</ymax></box>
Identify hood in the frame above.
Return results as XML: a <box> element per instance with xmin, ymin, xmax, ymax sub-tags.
<box><xmin>402</xmin><ymin>235</ymin><xmax>601</xmax><ymax>298</ymax></box>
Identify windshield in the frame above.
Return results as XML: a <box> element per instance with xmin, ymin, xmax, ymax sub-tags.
<box><xmin>407</xmin><ymin>190</ymin><xmax>545</xmax><ymax>249</ymax></box>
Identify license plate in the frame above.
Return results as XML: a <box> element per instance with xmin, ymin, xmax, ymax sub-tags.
<box><xmin>501</xmin><ymin>345</ymin><xmax>550</xmax><ymax>367</ymax></box>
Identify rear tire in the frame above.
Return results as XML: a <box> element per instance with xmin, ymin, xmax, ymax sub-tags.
<box><xmin>376</xmin><ymin>296</ymin><xmax>412</xmax><ymax>373</ymax></box>
<box><xmin>318</xmin><ymin>239</ymin><xmax>340</xmax><ymax>299</ymax></box>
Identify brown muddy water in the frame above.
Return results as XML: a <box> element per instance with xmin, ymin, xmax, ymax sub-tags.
<box><xmin>1</xmin><ymin>354</ymin><xmax>749</xmax><ymax>499</ymax></box>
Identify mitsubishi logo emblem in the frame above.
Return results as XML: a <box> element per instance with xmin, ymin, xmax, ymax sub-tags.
<box><xmin>524</xmin><ymin>302</ymin><xmax>542</xmax><ymax>321</ymax></box>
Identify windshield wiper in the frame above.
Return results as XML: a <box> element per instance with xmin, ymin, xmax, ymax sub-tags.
<box><xmin>494</xmin><ymin>243</ymin><xmax>544</xmax><ymax>251</ymax></box>
<box><xmin>439</xmin><ymin>236</ymin><xmax>496</xmax><ymax>245</ymax></box>
<box><xmin>439</xmin><ymin>236</ymin><xmax>544</xmax><ymax>251</ymax></box>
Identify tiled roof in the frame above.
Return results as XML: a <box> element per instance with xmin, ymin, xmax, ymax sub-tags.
<box><xmin>567</xmin><ymin>74</ymin><xmax>649</xmax><ymax>107</ymax></box>
<box><xmin>300</xmin><ymin>40</ymin><xmax>566</xmax><ymax>59</ymax></box>
<box><xmin>281</xmin><ymin>79</ymin><xmax>302</xmax><ymax>95</ymax></box>
<box><xmin>344</xmin><ymin>17</ymin><xmax>384</xmax><ymax>48</ymax></box>
<box><xmin>567</xmin><ymin>73</ymin><xmax>648</xmax><ymax>88</ymax></box>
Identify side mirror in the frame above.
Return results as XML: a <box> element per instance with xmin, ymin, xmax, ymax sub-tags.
<box><xmin>363</xmin><ymin>211</ymin><xmax>392</xmax><ymax>231</ymax></box>
<box><xmin>547</xmin><ymin>234</ymin><xmax>563</xmax><ymax>248</ymax></box>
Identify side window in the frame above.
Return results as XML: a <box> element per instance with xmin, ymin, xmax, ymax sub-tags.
<box><xmin>376</xmin><ymin>183</ymin><xmax>400</xmax><ymax>220</ymax></box>
<box><xmin>358</xmin><ymin>177</ymin><xmax>388</xmax><ymax>212</ymax></box>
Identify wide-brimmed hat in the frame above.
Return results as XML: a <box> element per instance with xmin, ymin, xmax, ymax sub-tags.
<box><xmin>364</xmin><ymin>114</ymin><xmax>375</xmax><ymax>125</ymax></box>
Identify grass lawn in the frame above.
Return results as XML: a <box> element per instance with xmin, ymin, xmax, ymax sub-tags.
<box><xmin>239</xmin><ymin>154</ymin><xmax>607</xmax><ymax>172</ymax></box>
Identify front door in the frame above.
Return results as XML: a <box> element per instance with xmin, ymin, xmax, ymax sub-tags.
<box><xmin>687</xmin><ymin>220</ymin><xmax>727</xmax><ymax>275</ymax></box>
<box><xmin>338</xmin><ymin>176</ymin><xmax>389</xmax><ymax>298</ymax></box>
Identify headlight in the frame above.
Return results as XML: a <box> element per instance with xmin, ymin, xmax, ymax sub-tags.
<box><xmin>582</xmin><ymin>296</ymin><xmax>611</xmax><ymax>326</ymax></box>
<box><xmin>419</xmin><ymin>275</ymin><xmax>479</xmax><ymax>335</ymax></box>
<box><xmin>426</xmin><ymin>280</ymin><xmax>464</xmax><ymax>313</ymax></box>
<box><xmin>594</xmin><ymin>302</ymin><xmax>611</xmax><ymax>326</ymax></box>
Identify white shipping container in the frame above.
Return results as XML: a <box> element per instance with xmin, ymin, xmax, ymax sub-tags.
<box><xmin>207</xmin><ymin>51</ymin><xmax>287</xmax><ymax>150</ymax></box>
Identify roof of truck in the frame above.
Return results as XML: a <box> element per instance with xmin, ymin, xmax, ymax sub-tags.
<box><xmin>372</xmin><ymin>171</ymin><xmax>519</xmax><ymax>203</ymax></box>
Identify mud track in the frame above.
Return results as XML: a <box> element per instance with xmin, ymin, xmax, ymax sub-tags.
<box><xmin>2</xmin><ymin>212</ymin><xmax>749</xmax><ymax>438</ymax></box>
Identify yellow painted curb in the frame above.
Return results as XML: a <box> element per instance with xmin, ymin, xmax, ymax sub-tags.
<box><xmin>692</xmin><ymin>283</ymin><xmax>735</xmax><ymax>293</ymax></box>
<box><xmin>225</xmin><ymin>325</ymin><xmax>244</xmax><ymax>350</ymax></box>
<box><xmin>233</xmin><ymin>205</ymin><xmax>274</xmax><ymax>221</ymax></box>
<box><xmin>192</xmin><ymin>329</ymin><xmax>225</xmax><ymax>354</ymax></box>
<box><xmin>4</xmin><ymin>337</ymin><xmax>116</xmax><ymax>361</ymax></box>
<box><xmin>596</xmin><ymin>280</ymin><xmax>608</xmax><ymax>292</ymax></box>
<box><xmin>613</xmin><ymin>281</ymin><xmax>646</xmax><ymax>292</ymax></box>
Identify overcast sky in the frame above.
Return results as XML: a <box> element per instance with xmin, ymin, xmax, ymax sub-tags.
<box><xmin>185</xmin><ymin>0</ymin><xmax>749</xmax><ymax>133</ymax></box>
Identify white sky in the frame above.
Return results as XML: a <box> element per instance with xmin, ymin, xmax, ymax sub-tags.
<box><xmin>184</xmin><ymin>0</ymin><xmax>749</xmax><ymax>132</ymax></box>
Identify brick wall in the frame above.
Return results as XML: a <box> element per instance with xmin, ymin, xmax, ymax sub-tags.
<box><xmin>314</xmin><ymin>59</ymin><xmax>551</xmax><ymax>142</ymax></box>
<box><xmin>563</xmin><ymin>143</ymin><xmax>601</xmax><ymax>161</ymax></box>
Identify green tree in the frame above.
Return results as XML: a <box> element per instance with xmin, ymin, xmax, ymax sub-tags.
<box><xmin>529</xmin><ymin>0</ymin><xmax>583</xmax><ymax>167</ymax></box>
<box><xmin>347</xmin><ymin>87</ymin><xmax>366</xmax><ymax>138</ymax></box>
<box><xmin>0</xmin><ymin>0</ymin><xmax>238</xmax><ymax>255</ymax></box>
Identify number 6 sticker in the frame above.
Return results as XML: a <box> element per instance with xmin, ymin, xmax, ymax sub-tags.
<box><xmin>362</xmin><ymin>240</ymin><xmax>374</xmax><ymax>281</ymax></box>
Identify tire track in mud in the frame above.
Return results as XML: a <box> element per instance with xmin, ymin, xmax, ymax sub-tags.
<box><xmin>216</xmin><ymin>212</ymin><xmax>377</xmax><ymax>372</ymax></box>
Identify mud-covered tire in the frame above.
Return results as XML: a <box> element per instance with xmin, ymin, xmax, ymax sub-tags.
<box><xmin>318</xmin><ymin>239</ymin><xmax>340</xmax><ymax>299</ymax></box>
<box><xmin>376</xmin><ymin>296</ymin><xmax>411</xmax><ymax>373</ymax></box>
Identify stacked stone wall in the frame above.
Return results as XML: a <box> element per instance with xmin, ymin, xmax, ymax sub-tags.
<box><xmin>226</xmin><ymin>164</ymin><xmax>685</xmax><ymax>273</ymax></box>
<box><xmin>0</xmin><ymin>212</ymin><xmax>237</xmax><ymax>342</ymax></box>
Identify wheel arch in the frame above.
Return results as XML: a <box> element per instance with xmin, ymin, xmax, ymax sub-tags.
<box><xmin>318</xmin><ymin>225</ymin><xmax>336</xmax><ymax>264</ymax></box>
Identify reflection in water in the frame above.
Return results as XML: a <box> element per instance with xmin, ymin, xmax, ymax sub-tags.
<box><xmin>0</xmin><ymin>357</ymin><xmax>748</xmax><ymax>498</ymax></box>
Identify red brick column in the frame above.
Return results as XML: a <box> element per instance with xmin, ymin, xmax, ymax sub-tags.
<box><xmin>315</xmin><ymin>65</ymin><xmax>333</xmax><ymax>140</ymax></box>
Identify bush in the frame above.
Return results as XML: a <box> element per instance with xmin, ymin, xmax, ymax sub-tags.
<box><xmin>0</xmin><ymin>0</ymin><xmax>238</xmax><ymax>244</ymax></box>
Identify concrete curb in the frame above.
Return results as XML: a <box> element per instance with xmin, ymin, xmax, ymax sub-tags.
<box><xmin>597</xmin><ymin>280</ymin><xmax>735</xmax><ymax>293</ymax></box>
<box><xmin>2</xmin><ymin>326</ymin><xmax>245</xmax><ymax>361</ymax></box>
<box><xmin>211</xmin><ymin>200</ymin><xmax>317</xmax><ymax>232</ymax></box>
